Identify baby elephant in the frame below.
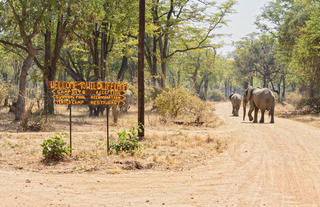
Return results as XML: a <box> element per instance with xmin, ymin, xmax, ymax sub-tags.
<box><xmin>229</xmin><ymin>93</ymin><xmax>242</xmax><ymax>116</ymax></box>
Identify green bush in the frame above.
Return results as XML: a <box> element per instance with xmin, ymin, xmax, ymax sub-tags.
<box><xmin>41</xmin><ymin>133</ymin><xmax>70</xmax><ymax>161</ymax></box>
<box><xmin>111</xmin><ymin>127</ymin><xmax>143</xmax><ymax>154</ymax></box>
<box><xmin>154</xmin><ymin>87</ymin><xmax>210</xmax><ymax>122</ymax></box>
<box><xmin>208</xmin><ymin>89</ymin><xmax>226</xmax><ymax>102</ymax></box>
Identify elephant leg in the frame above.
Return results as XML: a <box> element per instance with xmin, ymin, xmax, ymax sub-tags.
<box><xmin>260</xmin><ymin>110</ymin><xmax>265</xmax><ymax>123</ymax></box>
<box><xmin>248</xmin><ymin>104</ymin><xmax>254</xmax><ymax>121</ymax></box>
<box><xmin>253</xmin><ymin>107</ymin><xmax>258</xmax><ymax>123</ymax></box>
<box><xmin>235</xmin><ymin>105</ymin><xmax>239</xmax><ymax>116</ymax></box>
<box><xmin>270</xmin><ymin>106</ymin><xmax>275</xmax><ymax>123</ymax></box>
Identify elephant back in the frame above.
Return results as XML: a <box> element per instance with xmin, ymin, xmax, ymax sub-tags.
<box><xmin>252</xmin><ymin>88</ymin><xmax>275</xmax><ymax>110</ymax></box>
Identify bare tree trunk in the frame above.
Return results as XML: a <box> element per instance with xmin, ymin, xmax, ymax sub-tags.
<box><xmin>15</xmin><ymin>54</ymin><xmax>34</xmax><ymax>120</ymax></box>
<box><xmin>43</xmin><ymin>28</ymin><xmax>54</xmax><ymax>114</ymax></box>
<box><xmin>263</xmin><ymin>77</ymin><xmax>267</xmax><ymax>88</ymax></box>
<box><xmin>151</xmin><ymin>36</ymin><xmax>157</xmax><ymax>86</ymax></box>
<box><xmin>281</xmin><ymin>74</ymin><xmax>286</xmax><ymax>99</ymax></box>
<box><xmin>177</xmin><ymin>70</ymin><xmax>181</xmax><ymax>87</ymax></box>
<box><xmin>100</xmin><ymin>23</ymin><xmax>107</xmax><ymax>80</ymax></box>
<box><xmin>93</xmin><ymin>24</ymin><xmax>100</xmax><ymax>81</ymax></box>
<box><xmin>159</xmin><ymin>36</ymin><xmax>166</xmax><ymax>88</ymax></box>
<box><xmin>224</xmin><ymin>80</ymin><xmax>228</xmax><ymax>97</ymax></box>
<box><xmin>138</xmin><ymin>0</ymin><xmax>145</xmax><ymax>139</ymax></box>
<box><xmin>203</xmin><ymin>75</ymin><xmax>209</xmax><ymax>101</ymax></box>
<box><xmin>117</xmin><ymin>56</ymin><xmax>128</xmax><ymax>81</ymax></box>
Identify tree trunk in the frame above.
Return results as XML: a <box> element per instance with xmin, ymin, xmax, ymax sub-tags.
<box><xmin>203</xmin><ymin>76</ymin><xmax>209</xmax><ymax>101</ymax></box>
<box><xmin>263</xmin><ymin>77</ymin><xmax>267</xmax><ymax>88</ymax></box>
<box><xmin>93</xmin><ymin>24</ymin><xmax>100</xmax><ymax>81</ymax></box>
<box><xmin>151</xmin><ymin>36</ymin><xmax>157</xmax><ymax>87</ymax></box>
<box><xmin>281</xmin><ymin>75</ymin><xmax>286</xmax><ymax>99</ymax></box>
<box><xmin>15</xmin><ymin>54</ymin><xmax>34</xmax><ymax>120</ymax></box>
<box><xmin>117</xmin><ymin>56</ymin><xmax>128</xmax><ymax>81</ymax></box>
<box><xmin>43</xmin><ymin>29</ymin><xmax>54</xmax><ymax>114</ymax></box>
<box><xmin>177</xmin><ymin>70</ymin><xmax>181</xmax><ymax>87</ymax></box>
<box><xmin>100</xmin><ymin>23</ymin><xmax>107</xmax><ymax>80</ymax></box>
<box><xmin>224</xmin><ymin>80</ymin><xmax>228</xmax><ymax>97</ymax></box>
<box><xmin>138</xmin><ymin>0</ymin><xmax>145</xmax><ymax>139</ymax></box>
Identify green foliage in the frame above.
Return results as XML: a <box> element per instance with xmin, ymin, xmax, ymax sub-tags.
<box><xmin>154</xmin><ymin>87</ymin><xmax>209</xmax><ymax>122</ymax></box>
<box><xmin>41</xmin><ymin>133</ymin><xmax>70</xmax><ymax>161</ymax></box>
<box><xmin>233</xmin><ymin>34</ymin><xmax>284</xmax><ymax>87</ymax></box>
<box><xmin>256</xmin><ymin>0</ymin><xmax>320</xmax><ymax>98</ymax></box>
<box><xmin>208</xmin><ymin>89</ymin><xmax>226</xmax><ymax>102</ymax></box>
<box><xmin>111</xmin><ymin>127</ymin><xmax>142</xmax><ymax>154</ymax></box>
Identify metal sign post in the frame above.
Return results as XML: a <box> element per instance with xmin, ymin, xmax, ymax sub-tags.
<box><xmin>106</xmin><ymin>106</ymin><xmax>110</xmax><ymax>154</ymax></box>
<box><xmin>69</xmin><ymin>104</ymin><xmax>72</xmax><ymax>155</ymax></box>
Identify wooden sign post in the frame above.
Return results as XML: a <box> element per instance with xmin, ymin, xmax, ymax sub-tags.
<box><xmin>49</xmin><ymin>81</ymin><xmax>127</xmax><ymax>154</ymax></box>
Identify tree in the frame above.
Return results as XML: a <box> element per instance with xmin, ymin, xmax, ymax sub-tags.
<box><xmin>147</xmin><ymin>0</ymin><xmax>236</xmax><ymax>88</ymax></box>
<box><xmin>233</xmin><ymin>34</ymin><xmax>283</xmax><ymax>90</ymax></box>
<box><xmin>291</xmin><ymin>3</ymin><xmax>320</xmax><ymax>97</ymax></box>
<box><xmin>33</xmin><ymin>0</ymin><xmax>80</xmax><ymax>114</ymax></box>
<box><xmin>256</xmin><ymin>0</ymin><xmax>318</xmax><ymax>97</ymax></box>
<box><xmin>0</xmin><ymin>0</ymin><xmax>48</xmax><ymax>120</ymax></box>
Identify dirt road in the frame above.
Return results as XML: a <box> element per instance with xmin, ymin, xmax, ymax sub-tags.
<box><xmin>1</xmin><ymin>102</ymin><xmax>320</xmax><ymax>207</ymax></box>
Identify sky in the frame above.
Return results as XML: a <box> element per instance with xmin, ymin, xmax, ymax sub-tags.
<box><xmin>215</xmin><ymin>0</ymin><xmax>271</xmax><ymax>55</ymax></box>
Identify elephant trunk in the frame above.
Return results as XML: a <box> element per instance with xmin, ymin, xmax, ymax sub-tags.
<box><xmin>243</xmin><ymin>101</ymin><xmax>246</xmax><ymax>121</ymax></box>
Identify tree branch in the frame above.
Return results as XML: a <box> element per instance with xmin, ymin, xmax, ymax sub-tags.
<box><xmin>0</xmin><ymin>39</ymin><xmax>27</xmax><ymax>52</ymax></box>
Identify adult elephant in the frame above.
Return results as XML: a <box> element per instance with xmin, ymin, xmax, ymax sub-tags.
<box><xmin>243</xmin><ymin>86</ymin><xmax>275</xmax><ymax>123</ymax></box>
<box><xmin>229</xmin><ymin>93</ymin><xmax>241</xmax><ymax>116</ymax></box>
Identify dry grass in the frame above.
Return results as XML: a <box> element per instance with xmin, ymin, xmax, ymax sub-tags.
<box><xmin>275</xmin><ymin>101</ymin><xmax>320</xmax><ymax>128</ymax></box>
<box><xmin>0</xmin><ymin>103</ymin><xmax>226</xmax><ymax>174</ymax></box>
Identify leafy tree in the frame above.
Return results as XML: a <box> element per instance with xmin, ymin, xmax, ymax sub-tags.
<box><xmin>256</xmin><ymin>0</ymin><xmax>319</xmax><ymax>97</ymax></box>
<box><xmin>147</xmin><ymin>0</ymin><xmax>236</xmax><ymax>88</ymax></box>
<box><xmin>0</xmin><ymin>0</ymin><xmax>48</xmax><ymax>120</ymax></box>
<box><xmin>233</xmin><ymin>34</ymin><xmax>284</xmax><ymax>93</ymax></box>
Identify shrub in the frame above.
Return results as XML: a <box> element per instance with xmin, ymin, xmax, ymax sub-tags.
<box><xmin>145</xmin><ymin>86</ymin><xmax>163</xmax><ymax>104</ymax></box>
<box><xmin>111</xmin><ymin>127</ymin><xmax>143</xmax><ymax>154</ymax></box>
<box><xmin>208</xmin><ymin>89</ymin><xmax>226</xmax><ymax>102</ymax></box>
<box><xmin>0</xmin><ymin>79</ymin><xmax>8</xmax><ymax>105</ymax></box>
<box><xmin>154</xmin><ymin>87</ymin><xmax>188</xmax><ymax>118</ymax></box>
<box><xmin>41</xmin><ymin>133</ymin><xmax>70</xmax><ymax>161</ymax></box>
<box><xmin>286</xmin><ymin>91</ymin><xmax>302</xmax><ymax>106</ymax></box>
<box><xmin>297</xmin><ymin>96</ymin><xmax>320</xmax><ymax>113</ymax></box>
<box><xmin>185</xmin><ymin>95</ymin><xmax>210</xmax><ymax>123</ymax></box>
<box><xmin>154</xmin><ymin>87</ymin><xmax>210</xmax><ymax>123</ymax></box>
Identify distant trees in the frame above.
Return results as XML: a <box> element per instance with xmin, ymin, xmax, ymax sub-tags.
<box><xmin>256</xmin><ymin>0</ymin><xmax>320</xmax><ymax>98</ymax></box>
<box><xmin>233</xmin><ymin>34</ymin><xmax>286</xmax><ymax>96</ymax></box>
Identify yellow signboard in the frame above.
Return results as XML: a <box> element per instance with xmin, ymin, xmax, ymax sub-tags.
<box><xmin>49</xmin><ymin>81</ymin><xmax>127</xmax><ymax>105</ymax></box>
